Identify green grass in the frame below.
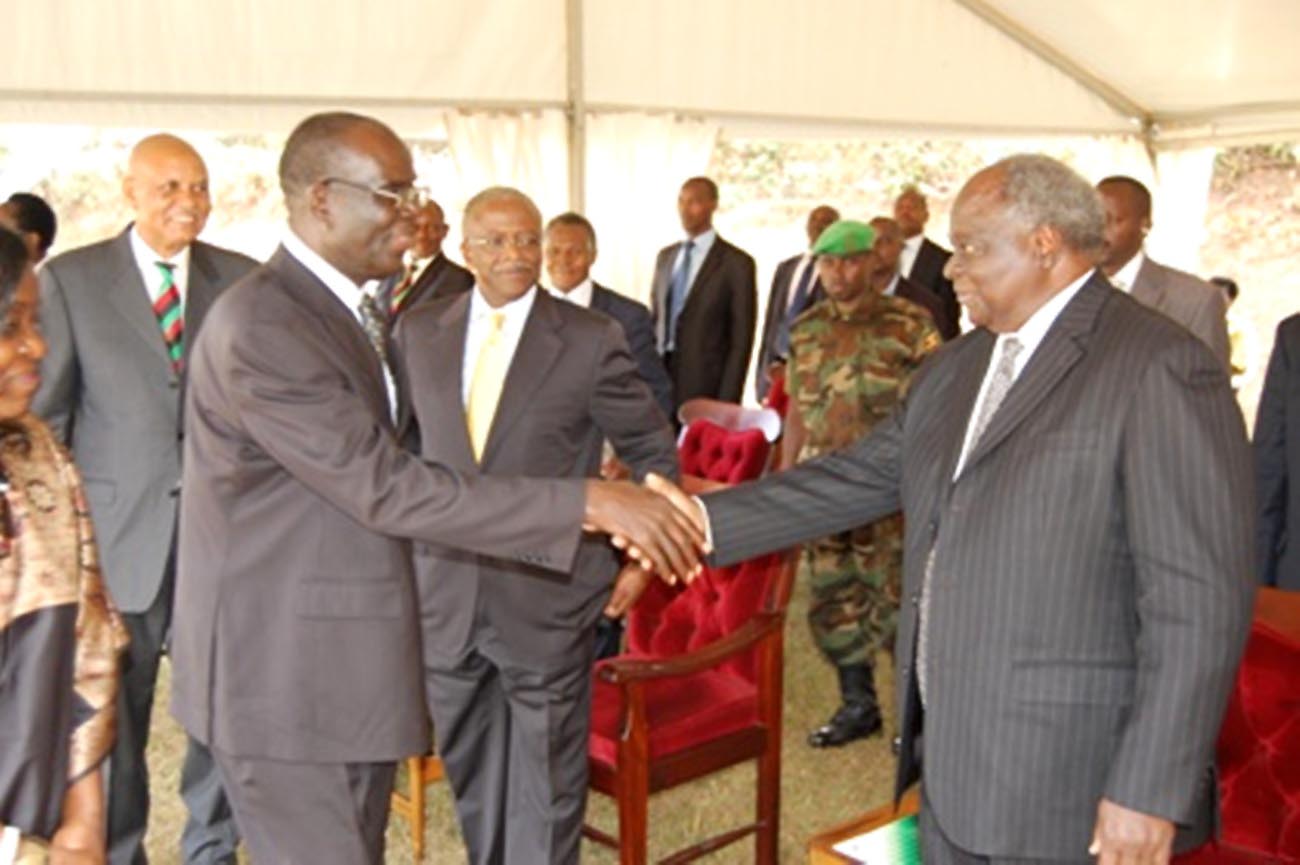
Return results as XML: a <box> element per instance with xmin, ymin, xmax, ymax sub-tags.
<box><xmin>144</xmin><ymin>573</ymin><xmax>899</xmax><ymax>863</ymax></box>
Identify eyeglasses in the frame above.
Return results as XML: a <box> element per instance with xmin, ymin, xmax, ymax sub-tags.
<box><xmin>324</xmin><ymin>177</ymin><xmax>427</xmax><ymax>211</ymax></box>
<box><xmin>949</xmin><ymin>239</ymin><xmax>988</xmax><ymax>264</ymax></box>
<box><xmin>465</xmin><ymin>234</ymin><xmax>543</xmax><ymax>254</ymax></box>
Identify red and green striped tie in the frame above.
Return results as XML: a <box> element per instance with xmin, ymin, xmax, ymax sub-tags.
<box><xmin>153</xmin><ymin>262</ymin><xmax>184</xmax><ymax>372</ymax></box>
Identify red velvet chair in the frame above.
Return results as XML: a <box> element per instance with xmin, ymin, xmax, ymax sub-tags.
<box><xmin>584</xmin><ymin>550</ymin><xmax>796</xmax><ymax>864</ymax></box>
<box><xmin>677</xmin><ymin>419</ymin><xmax>773</xmax><ymax>485</ymax></box>
<box><xmin>1175</xmin><ymin>587</ymin><xmax>1300</xmax><ymax>863</ymax></box>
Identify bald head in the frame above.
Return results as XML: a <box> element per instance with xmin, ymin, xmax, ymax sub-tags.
<box><xmin>806</xmin><ymin>205</ymin><xmax>840</xmax><ymax>248</ymax></box>
<box><xmin>463</xmin><ymin>186</ymin><xmax>542</xmax><ymax>228</ymax></box>
<box><xmin>410</xmin><ymin>200</ymin><xmax>448</xmax><ymax>260</ymax></box>
<box><xmin>279</xmin><ymin>112</ymin><xmax>406</xmax><ymax>210</ymax></box>
<box><xmin>868</xmin><ymin>216</ymin><xmax>904</xmax><ymax>281</ymax></box>
<box><xmin>123</xmin><ymin>133</ymin><xmax>211</xmax><ymax>258</ymax></box>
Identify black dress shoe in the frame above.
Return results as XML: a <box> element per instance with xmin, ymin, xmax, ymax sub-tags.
<box><xmin>807</xmin><ymin>701</ymin><xmax>883</xmax><ymax>748</ymax></box>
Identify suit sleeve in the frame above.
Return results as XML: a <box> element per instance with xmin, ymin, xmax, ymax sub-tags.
<box><xmin>214</xmin><ymin>318</ymin><xmax>586</xmax><ymax>573</ymax></box>
<box><xmin>1254</xmin><ymin>320</ymin><xmax>1293</xmax><ymax>586</ymax></box>
<box><xmin>31</xmin><ymin>263</ymin><xmax>79</xmax><ymax>444</ymax></box>
<box><xmin>755</xmin><ymin>264</ymin><xmax>787</xmax><ymax>401</ymax></box>
<box><xmin>717</xmin><ymin>251</ymin><xmax>758</xmax><ymax>403</ymax></box>
<box><xmin>1188</xmin><ymin>285</ymin><xmax>1231</xmax><ymax>370</ymax></box>
<box><xmin>588</xmin><ymin>318</ymin><xmax>679</xmax><ymax>482</ymax></box>
<box><xmin>1104</xmin><ymin>336</ymin><xmax>1254</xmax><ymax>822</ymax></box>
<box><xmin>620</xmin><ymin>300</ymin><xmax>676</xmax><ymax>420</ymax></box>
<box><xmin>703</xmin><ymin>397</ymin><xmax>906</xmax><ymax>565</ymax></box>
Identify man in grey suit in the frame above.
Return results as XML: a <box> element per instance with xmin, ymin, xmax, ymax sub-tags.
<box><xmin>394</xmin><ymin>188</ymin><xmax>679</xmax><ymax>864</ymax></box>
<box><xmin>1097</xmin><ymin>176</ymin><xmax>1230</xmax><ymax>368</ymax></box>
<box><xmin>34</xmin><ymin>133</ymin><xmax>256</xmax><ymax>865</ymax></box>
<box><xmin>652</xmin><ymin>154</ymin><xmax>1254</xmax><ymax>864</ymax></box>
<box><xmin>171</xmin><ymin>112</ymin><xmax>701</xmax><ymax>864</ymax></box>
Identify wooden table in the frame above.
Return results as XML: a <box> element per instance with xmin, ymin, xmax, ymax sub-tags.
<box><xmin>808</xmin><ymin>787</ymin><xmax>921</xmax><ymax>864</ymax></box>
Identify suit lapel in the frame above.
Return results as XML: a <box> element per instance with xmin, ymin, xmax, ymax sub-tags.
<box><xmin>937</xmin><ymin>332</ymin><xmax>994</xmax><ymax>496</ymax></box>
<box><xmin>1130</xmin><ymin>258</ymin><xmax>1164</xmax><ymax>309</ymax></box>
<box><xmin>411</xmin><ymin>292</ymin><xmax>474</xmax><ymax>461</ymax></box>
<box><xmin>480</xmin><ymin>291</ymin><xmax>564</xmax><ymax>466</ymax></box>
<box><xmin>104</xmin><ymin>231</ymin><xmax>173</xmax><ymax>369</ymax></box>
<box><xmin>685</xmin><ymin>239</ymin><xmax>726</xmax><ymax>313</ymax></box>
<box><xmin>183</xmin><ymin>242</ymin><xmax>223</xmax><ymax>365</ymax></box>
<box><xmin>959</xmin><ymin>275</ymin><xmax>1109</xmax><ymax>476</ymax></box>
<box><xmin>267</xmin><ymin>249</ymin><xmax>392</xmax><ymax>425</ymax></box>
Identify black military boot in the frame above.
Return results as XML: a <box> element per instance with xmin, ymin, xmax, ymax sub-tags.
<box><xmin>808</xmin><ymin>664</ymin><xmax>883</xmax><ymax>747</ymax></box>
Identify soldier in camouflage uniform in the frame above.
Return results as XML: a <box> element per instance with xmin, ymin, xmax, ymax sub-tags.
<box><xmin>783</xmin><ymin>219</ymin><xmax>941</xmax><ymax>747</ymax></box>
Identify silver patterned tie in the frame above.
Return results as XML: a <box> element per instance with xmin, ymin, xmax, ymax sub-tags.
<box><xmin>916</xmin><ymin>336</ymin><xmax>1023</xmax><ymax>707</ymax></box>
<box><xmin>356</xmin><ymin>291</ymin><xmax>389</xmax><ymax>369</ymax></box>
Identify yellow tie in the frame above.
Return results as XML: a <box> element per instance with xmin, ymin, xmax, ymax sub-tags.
<box><xmin>466</xmin><ymin>312</ymin><xmax>509</xmax><ymax>460</ymax></box>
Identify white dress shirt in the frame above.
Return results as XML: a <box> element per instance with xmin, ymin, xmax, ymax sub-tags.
<box><xmin>130</xmin><ymin>226</ymin><xmax>191</xmax><ymax>308</ymax></box>
<box><xmin>899</xmin><ymin>234</ymin><xmax>923</xmax><ymax>279</ymax></box>
<box><xmin>281</xmin><ymin>229</ymin><xmax>396</xmax><ymax>415</ymax></box>
<box><xmin>547</xmin><ymin>277</ymin><xmax>594</xmax><ymax>309</ymax></box>
<box><xmin>785</xmin><ymin>254</ymin><xmax>816</xmax><ymax>309</ymax></box>
<box><xmin>1109</xmin><ymin>250</ymin><xmax>1145</xmax><ymax>293</ymax></box>
<box><xmin>952</xmin><ymin>269</ymin><xmax>1092</xmax><ymax>477</ymax></box>
<box><xmin>670</xmin><ymin>227</ymin><xmax>717</xmax><ymax>301</ymax></box>
<box><xmin>461</xmin><ymin>284</ymin><xmax>538</xmax><ymax>406</ymax></box>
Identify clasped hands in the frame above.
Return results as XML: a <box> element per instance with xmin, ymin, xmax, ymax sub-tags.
<box><xmin>584</xmin><ymin>473</ymin><xmax>708</xmax><ymax>614</ymax></box>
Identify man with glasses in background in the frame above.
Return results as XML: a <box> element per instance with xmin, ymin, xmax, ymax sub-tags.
<box><xmin>171</xmin><ymin>114</ymin><xmax>702</xmax><ymax>864</ymax></box>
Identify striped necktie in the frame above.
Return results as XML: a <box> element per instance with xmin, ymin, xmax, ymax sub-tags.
<box><xmin>389</xmin><ymin>260</ymin><xmax>420</xmax><ymax>315</ymax></box>
<box><xmin>152</xmin><ymin>262</ymin><xmax>184</xmax><ymax>372</ymax></box>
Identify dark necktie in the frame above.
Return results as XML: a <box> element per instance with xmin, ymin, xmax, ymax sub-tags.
<box><xmin>152</xmin><ymin>262</ymin><xmax>184</xmax><ymax>372</ymax></box>
<box><xmin>775</xmin><ymin>259</ymin><xmax>817</xmax><ymax>358</ymax></box>
<box><xmin>666</xmin><ymin>240</ymin><xmax>694</xmax><ymax>351</ymax></box>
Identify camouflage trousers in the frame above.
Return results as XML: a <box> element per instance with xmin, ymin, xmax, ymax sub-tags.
<box><xmin>802</xmin><ymin>513</ymin><xmax>903</xmax><ymax>669</ymax></box>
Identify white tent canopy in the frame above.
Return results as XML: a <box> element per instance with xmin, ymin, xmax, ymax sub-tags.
<box><xmin>5</xmin><ymin>0</ymin><xmax>1296</xmax><ymax>310</ymax></box>
<box><xmin>10</xmin><ymin>0</ymin><xmax>1298</xmax><ymax>147</ymax></box>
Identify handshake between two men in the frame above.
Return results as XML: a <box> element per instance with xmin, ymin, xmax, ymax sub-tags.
<box><xmin>584</xmin><ymin>473</ymin><xmax>711</xmax><ymax>616</ymax></box>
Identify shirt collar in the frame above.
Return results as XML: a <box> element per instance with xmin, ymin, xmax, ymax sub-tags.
<box><xmin>547</xmin><ymin>276</ymin><xmax>594</xmax><ymax>308</ymax></box>
<box><xmin>901</xmin><ymin>234</ymin><xmax>923</xmax><ymax>253</ymax></box>
<box><xmin>281</xmin><ymin>228</ymin><xmax>381</xmax><ymax>317</ymax></box>
<box><xmin>685</xmin><ymin>228</ymin><xmax>717</xmax><ymax>255</ymax></box>
<box><xmin>130</xmin><ymin>225</ymin><xmax>191</xmax><ymax>291</ymax></box>
<box><xmin>882</xmin><ymin>273</ymin><xmax>900</xmax><ymax>296</ymax></box>
<box><xmin>469</xmin><ymin>282</ymin><xmax>538</xmax><ymax>325</ymax></box>
<box><xmin>997</xmin><ymin>268</ymin><xmax>1093</xmax><ymax>362</ymax></box>
<box><xmin>1110</xmin><ymin>250</ymin><xmax>1145</xmax><ymax>293</ymax></box>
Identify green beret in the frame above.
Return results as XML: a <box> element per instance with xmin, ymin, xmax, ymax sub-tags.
<box><xmin>811</xmin><ymin>219</ymin><xmax>875</xmax><ymax>257</ymax></box>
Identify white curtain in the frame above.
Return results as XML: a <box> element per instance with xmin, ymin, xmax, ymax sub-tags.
<box><xmin>432</xmin><ymin>109</ymin><xmax>570</xmax><ymax>255</ymax></box>
<box><xmin>584</xmin><ymin>112</ymin><xmax>719</xmax><ymax>306</ymax></box>
<box><xmin>1149</xmin><ymin>147</ymin><xmax>1217</xmax><ymax>274</ymax></box>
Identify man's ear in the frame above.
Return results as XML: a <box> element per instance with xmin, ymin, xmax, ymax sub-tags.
<box><xmin>1031</xmin><ymin>224</ymin><xmax>1064</xmax><ymax>269</ymax></box>
<box><xmin>308</xmin><ymin>182</ymin><xmax>333</xmax><ymax>228</ymax></box>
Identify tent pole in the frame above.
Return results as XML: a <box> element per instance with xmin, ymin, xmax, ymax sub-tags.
<box><xmin>565</xmin><ymin>0</ymin><xmax>586</xmax><ymax>212</ymax></box>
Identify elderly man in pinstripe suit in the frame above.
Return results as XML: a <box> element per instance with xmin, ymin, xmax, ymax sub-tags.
<box><xmin>653</xmin><ymin>154</ymin><xmax>1254</xmax><ymax>864</ymax></box>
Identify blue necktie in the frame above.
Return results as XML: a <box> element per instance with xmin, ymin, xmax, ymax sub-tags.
<box><xmin>774</xmin><ymin>260</ymin><xmax>816</xmax><ymax>358</ymax></box>
<box><xmin>666</xmin><ymin>240</ymin><xmax>694</xmax><ymax>351</ymax></box>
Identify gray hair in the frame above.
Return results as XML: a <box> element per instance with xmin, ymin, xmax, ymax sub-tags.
<box><xmin>994</xmin><ymin>154</ymin><xmax>1105</xmax><ymax>255</ymax></box>
<box><xmin>463</xmin><ymin>186</ymin><xmax>542</xmax><ymax>227</ymax></box>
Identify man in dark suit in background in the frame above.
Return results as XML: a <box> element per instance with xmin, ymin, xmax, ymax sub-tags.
<box><xmin>867</xmin><ymin>215</ymin><xmax>954</xmax><ymax>338</ymax></box>
<box><xmin>894</xmin><ymin>185</ymin><xmax>960</xmax><ymax>339</ymax></box>
<box><xmin>395</xmin><ymin>188</ymin><xmax>679</xmax><ymax>864</ymax></box>
<box><xmin>171</xmin><ymin>112</ymin><xmax>702</xmax><ymax>865</ymax></box>
<box><xmin>34</xmin><ymin>133</ymin><xmax>256</xmax><ymax>865</ymax></box>
<box><xmin>754</xmin><ymin>204</ymin><xmax>839</xmax><ymax>401</ymax></box>
<box><xmin>651</xmin><ymin>176</ymin><xmax>757</xmax><ymax>410</ymax></box>
<box><xmin>544</xmin><ymin>211</ymin><xmax>674</xmax><ymax>418</ymax></box>
<box><xmin>653</xmin><ymin>154</ymin><xmax>1254</xmax><ymax>864</ymax></box>
<box><xmin>1255</xmin><ymin>313</ymin><xmax>1300</xmax><ymax>589</ymax></box>
<box><xmin>379</xmin><ymin>197</ymin><xmax>474</xmax><ymax>319</ymax></box>
<box><xmin>1096</xmin><ymin>176</ymin><xmax>1230</xmax><ymax>368</ymax></box>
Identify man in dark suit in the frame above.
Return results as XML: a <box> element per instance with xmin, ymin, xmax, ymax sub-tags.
<box><xmin>868</xmin><ymin>215</ymin><xmax>954</xmax><ymax>338</ymax></box>
<box><xmin>378</xmin><ymin>197</ymin><xmax>474</xmax><ymax>319</ymax></box>
<box><xmin>394</xmin><ymin>188</ymin><xmax>679</xmax><ymax>864</ymax></box>
<box><xmin>544</xmin><ymin>211</ymin><xmax>674</xmax><ymax>418</ymax></box>
<box><xmin>754</xmin><ymin>204</ymin><xmax>839</xmax><ymax>401</ymax></box>
<box><xmin>1096</xmin><ymin>176</ymin><xmax>1230</xmax><ymax>368</ymax></box>
<box><xmin>895</xmin><ymin>185</ymin><xmax>960</xmax><ymax>339</ymax></box>
<box><xmin>1255</xmin><ymin>313</ymin><xmax>1300</xmax><ymax>589</ymax></box>
<box><xmin>33</xmin><ymin>133</ymin><xmax>256</xmax><ymax>865</ymax></box>
<box><xmin>651</xmin><ymin>176</ymin><xmax>757</xmax><ymax>410</ymax></box>
<box><xmin>653</xmin><ymin>154</ymin><xmax>1254</xmax><ymax>864</ymax></box>
<box><xmin>170</xmin><ymin>112</ymin><xmax>702</xmax><ymax>865</ymax></box>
